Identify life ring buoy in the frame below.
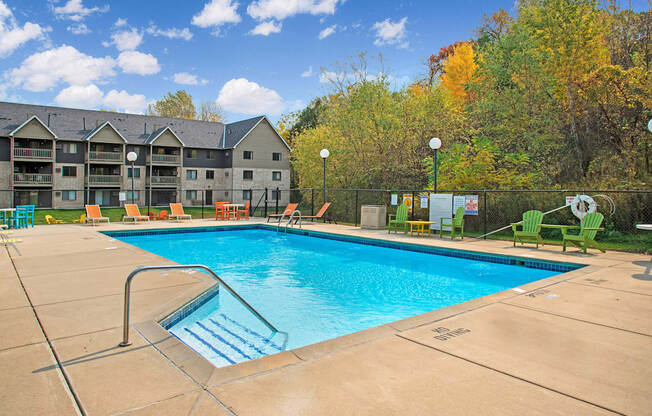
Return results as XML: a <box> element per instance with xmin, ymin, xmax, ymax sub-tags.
<box><xmin>570</xmin><ymin>195</ymin><xmax>597</xmax><ymax>219</ymax></box>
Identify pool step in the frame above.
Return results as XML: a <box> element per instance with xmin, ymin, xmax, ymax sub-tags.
<box><xmin>184</xmin><ymin>313</ymin><xmax>282</xmax><ymax>367</ymax></box>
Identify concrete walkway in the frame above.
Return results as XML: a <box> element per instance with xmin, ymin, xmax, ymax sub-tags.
<box><xmin>1</xmin><ymin>219</ymin><xmax>650</xmax><ymax>415</ymax></box>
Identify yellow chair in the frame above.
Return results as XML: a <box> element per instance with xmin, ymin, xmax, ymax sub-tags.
<box><xmin>72</xmin><ymin>213</ymin><xmax>86</xmax><ymax>224</ymax></box>
<box><xmin>45</xmin><ymin>215</ymin><xmax>63</xmax><ymax>224</ymax></box>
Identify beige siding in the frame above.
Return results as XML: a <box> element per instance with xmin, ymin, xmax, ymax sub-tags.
<box><xmin>53</xmin><ymin>163</ymin><xmax>84</xmax><ymax>190</ymax></box>
<box><xmin>0</xmin><ymin>162</ymin><xmax>10</xmax><ymax>207</ymax></box>
<box><xmin>231</xmin><ymin>120</ymin><xmax>290</xmax><ymax>170</ymax></box>
<box><xmin>52</xmin><ymin>190</ymin><xmax>83</xmax><ymax>209</ymax></box>
<box><xmin>153</xmin><ymin>130</ymin><xmax>183</xmax><ymax>147</ymax></box>
<box><xmin>12</xmin><ymin>118</ymin><xmax>55</xmax><ymax>139</ymax></box>
<box><xmin>90</xmin><ymin>125</ymin><xmax>126</xmax><ymax>144</ymax></box>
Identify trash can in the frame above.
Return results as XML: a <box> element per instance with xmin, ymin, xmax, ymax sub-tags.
<box><xmin>360</xmin><ymin>205</ymin><xmax>387</xmax><ymax>230</ymax></box>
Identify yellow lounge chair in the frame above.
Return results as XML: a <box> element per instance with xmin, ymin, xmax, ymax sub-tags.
<box><xmin>124</xmin><ymin>204</ymin><xmax>150</xmax><ymax>224</ymax></box>
<box><xmin>85</xmin><ymin>205</ymin><xmax>110</xmax><ymax>225</ymax></box>
<box><xmin>169</xmin><ymin>203</ymin><xmax>192</xmax><ymax>221</ymax></box>
<box><xmin>72</xmin><ymin>213</ymin><xmax>86</xmax><ymax>224</ymax></box>
<box><xmin>45</xmin><ymin>215</ymin><xmax>63</xmax><ymax>224</ymax></box>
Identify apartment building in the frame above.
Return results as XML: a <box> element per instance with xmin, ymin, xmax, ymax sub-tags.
<box><xmin>0</xmin><ymin>102</ymin><xmax>290</xmax><ymax>209</ymax></box>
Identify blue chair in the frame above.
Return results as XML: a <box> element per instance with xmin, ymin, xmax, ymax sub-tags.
<box><xmin>9</xmin><ymin>206</ymin><xmax>28</xmax><ymax>229</ymax></box>
<box><xmin>24</xmin><ymin>205</ymin><xmax>35</xmax><ymax>227</ymax></box>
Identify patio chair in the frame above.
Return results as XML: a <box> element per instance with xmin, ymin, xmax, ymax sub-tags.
<box><xmin>215</xmin><ymin>201</ymin><xmax>229</xmax><ymax>220</ymax></box>
<box><xmin>562</xmin><ymin>212</ymin><xmax>605</xmax><ymax>254</ymax></box>
<box><xmin>440</xmin><ymin>207</ymin><xmax>465</xmax><ymax>239</ymax></box>
<box><xmin>512</xmin><ymin>210</ymin><xmax>544</xmax><ymax>248</ymax></box>
<box><xmin>152</xmin><ymin>210</ymin><xmax>168</xmax><ymax>221</ymax></box>
<box><xmin>45</xmin><ymin>215</ymin><xmax>63</xmax><ymax>224</ymax></box>
<box><xmin>169</xmin><ymin>203</ymin><xmax>192</xmax><ymax>221</ymax></box>
<box><xmin>388</xmin><ymin>204</ymin><xmax>409</xmax><ymax>234</ymax></box>
<box><xmin>267</xmin><ymin>203</ymin><xmax>298</xmax><ymax>222</ymax></box>
<box><xmin>300</xmin><ymin>203</ymin><xmax>335</xmax><ymax>223</ymax></box>
<box><xmin>85</xmin><ymin>205</ymin><xmax>110</xmax><ymax>225</ymax></box>
<box><xmin>21</xmin><ymin>205</ymin><xmax>35</xmax><ymax>227</ymax></box>
<box><xmin>123</xmin><ymin>204</ymin><xmax>150</xmax><ymax>224</ymax></box>
<box><xmin>72</xmin><ymin>214</ymin><xmax>86</xmax><ymax>224</ymax></box>
<box><xmin>237</xmin><ymin>202</ymin><xmax>250</xmax><ymax>220</ymax></box>
<box><xmin>8</xmin><ymin>206</ymin><xmax>28</xmax><ymax>229</ymax></box>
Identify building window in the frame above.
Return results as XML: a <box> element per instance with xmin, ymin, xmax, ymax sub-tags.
<box><xmin>126</xmin><ymin>190</ymin><xmax>139</xmax><ymax>200</ymax></box>
<box><xmin>272</xmin><ymin>190</ymin><xmax>281</xmax><ymax>200</ymax></box>
<box><xmin>272</xmin><ymin>152</ymin><xmax>282</xmax><ymax>161</ymax></box>
<box><xmin>62</xmin><ymin>143</ymin><xmax>77</xmax><ymax>154</ymax></box>
<box><xmin>62</xmin><ymin>191</ymin><xmax>76</xmax><ymax>201</ymax></box>
<box><xmin>272</xmin><ymin>171</ymin><xmax>281</xmax><ymax>181</ymax></box>
<box><xmin>127</xmin><ymin>167</ymin><xmax>140</xmax><ymax>178</ymax></box>
<box><xmin>186</xmin><ymin>149</ymin><xmax>197</xmax><ymax>159</ymax></box>
<box><xmin>243</xmin><ymin>170</ymin><xmax>253</xmax><ymax>180</ymax></box>
<box><xmin>62</xmin><ymin>166</ymin><xmax>77</xmax><ymax>177</ymax></box>
<box><xmin>225</xmin><ymin>171</ymin><xmax>229</xmax><ymax>177</ymax></box>
<box><xmin>206</xmin><ymin>170</ymin><xmax>214</xmax><ymax>179</ymax></box>
<box><xmin>207</xmin><ymin>151</ymin><xmax>215</xmax><ymax>159</ymax></box>
<box><xmin>186</xmin><ymin>190</ymin><xmax>197</xmax><ymax>200</ymax></box>
<box><xmin>243</xmin><ymin>151</ymin><xmax>253</xmax><ymax>160</ymax></box>
<box><xmin>186</xmin><ymin>170</ymin><xmax>197</xmax><ymax>180</ymax></box>
<box><xmin>243</xmin><ymin>190</ymin><xmax>251</xmax><ymax>200</ymax></box>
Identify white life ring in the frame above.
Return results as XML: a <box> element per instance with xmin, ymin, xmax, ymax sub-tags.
<box><xmin>570</xmin><ymin>195</ymin><xmax>597</xmax><ymax>219</ymax></box>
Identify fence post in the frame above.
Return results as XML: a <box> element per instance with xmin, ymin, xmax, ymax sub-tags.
<box><xmin>248</xmin><ymin>189</ymin><xmax>252</xmax><ymax>216</ymax></box>
<box><xmin>411</xmin><ymin>191</ymin><xmax>415</xmax><ymax>220</ymax></box>
<box><xmin>483</xmin><ymin>190</ymin><xmax>487</xmax><ymax>239</ymax></box>
<box><xmin>275</xmin><ymin>187</ymin><xmax>279</xmax><ymax>214</ymax></box>
<box><xmin>311</xmin><ymin>188</ymin><xmax>314</xmax><ymax>216</ymax></box>
<box><xmin>355</xmin><ymin>190</ymin><xmax>359</xmax><ymax>226</ymax></box>
<box><xmin>201</xmin><ymin>190</ymin><xmax>204</xmax><ymax>220</ymax></box>
<box><xmin>264</xmin><ymin>188</ymin><xmax>268</xmax><ymax>217</ymax></box>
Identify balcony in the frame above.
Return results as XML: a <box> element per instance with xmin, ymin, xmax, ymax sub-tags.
<box><xmin>148</xmin><ymin>176</ymin><xmax>180</xmax><ymax>186</ymax></box>
<box><xmin>13</xmin><ymin>148</ymin><xmax>53</xmax><ymax>160</ymax></box>
<box><xmin>88</xmin><ymin>151</ymin><xmax>123</xmax><ymax>163</ymax></box>
<box><xmin>148</xmin><ymin>154</ymin><xmax>180</xmax><ymax>165</ymax></box>
<box><xmin>88</xmin><ymin>175</ymin><xmax>121</xmax><ymax>185</ymax></box>
<box><xmin>14</xmin><ymin>173</ymin><xmax>52</xmax><ymax>185</ymax></box>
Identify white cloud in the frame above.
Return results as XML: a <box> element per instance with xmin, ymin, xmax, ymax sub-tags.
<box><xmin>53</xmin><ymin>0</ymin><xmax>109</xmax><ymax>21</ymax></box>
<box><xmin>0</xmin><ymin>1</ymin><xmax>49</xmax><ymax>57</ymax></box>
<box><xmin>66</xmin><ymin>23</ymin><xmax>90</xmax><ymax>35</ymax></box>
<box><xmin>319</xmin><ymin>70</ymin><xmax>343</xmax><ymax>84</ymax></box>
<box><xmin>192</xmin><ymin>0</ymin><xmax>241</xmax><ymax>34</ymax></box>
<box><xmin>110</xmin><ymin>28</ymin><xmax>143</xmax><ymax>51</ymax></box>
<box><xmin>250</xmin><ymin>21</ymin><xmax>281</xmax><ymax>36</ymax></box>
<box><xmin>114</xmin><ymin>17</ymin><xmax>127</xmax><ymax>27</ymax></box>
<box><xmin>103</xmin><ymin>89</ymin><xmax>147</xmax><ymax>113</ymax></box>
<box><xmin>301</xmin><ymin>66</ymin><xmax>313</xmax><ymax>77</ymax></box>
<box><xmin>173</xmin><ymin>72</ymin><xmax>208</xmax><ymax>85</ymax></box>
<box><xmin>54</xmin><ymin>83</ymin><xmax>103</xmax><ymax>108</ymax></box>
<box><xmin>146</xmin><ymin>24</ymin><xmax>193</xmax><ymax>41</ymax></box>
<box><xmin>372</xmin><ymin>17</ymin><xmax>408</xmax><ymax>48</ymax></box>
<box><xmin>318</xmin><ymin>24</ymin><xmax>336</xmax><ymax>39</ymax></box>
<box><xmin>6</xmin><ymin>45</ymin><xmax>115</xmax><ymax>92</ymax></box>
<box><xmin>216</xmin><ymin>78</ymin><xmax>286</xmax><ymax>115</ymax></box>
<box><xmin>247</xmin><ymin>0</ymin><xmax>340</xmax><ymax>21</ymax></box>
<box><xmin>117</xmin><ymin>50</ymin><xmax>160</xmax><ymax>75</ymax></box>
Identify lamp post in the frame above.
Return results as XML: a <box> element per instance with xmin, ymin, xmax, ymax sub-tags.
<box><xmin>428</xmin><ymin>137</ymin><xmax>442</xmax><ymax>192</ymax></box>
<box><xmin>126</xmin><ymin>151</ymin><xmax>138</xmax><ymax>205</ymax></box>
<box><xmin>320</xmin><ymin>148</ymin><xmax>330</xmax><ymax>204</ymax></box>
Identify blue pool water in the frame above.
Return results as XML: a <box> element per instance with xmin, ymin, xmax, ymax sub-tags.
<box><xmin>114</xmin><ymin>228</ymin><xmax>563</xmax><ymax>367</ymax></box>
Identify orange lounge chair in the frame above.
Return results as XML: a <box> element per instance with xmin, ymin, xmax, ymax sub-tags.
<box><xmin>237</xmin><ymin>202</ymin><xmax>250</xmax><ymax>220</ymax></box>
<box><xmin>169</xmin><ymin>203</ymin><xmax>192</xmax><ymax>221</ymax></box>
<box><xmin>85</xmin><ymin>205</ymin><xmax>110</xmax><ymax>225</ymax></box>
<box><xmin>267</xmin><ymin>203</ymin><xmax>298</xmax><ymax>222</ymax></box>
<box><xmin>124</xmin><ymin>204</ymin><xmax>150</xmax><ymax>223</ymax></box>
<box><xmin>149</xmin><ymin>210</ymin><xmax>168</xmax><ymax>220</ymax></box>
<box><xmin>300</xmin><ymin>203</ymin><xmax>335</xmax><ymax>223</ymax></box>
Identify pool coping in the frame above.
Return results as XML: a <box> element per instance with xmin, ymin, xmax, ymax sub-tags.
<box><xmin>106</xmin><ymin>223</ymin><xmax>595</xmax><ymax>388</ymax></box>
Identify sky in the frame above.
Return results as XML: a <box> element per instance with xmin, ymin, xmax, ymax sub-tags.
<box><xmin>0</xmin><ymin>0</ymin><xmax>648</xmax><ymax>123</ymax></box>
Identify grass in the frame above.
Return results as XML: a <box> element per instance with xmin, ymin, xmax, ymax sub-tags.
<box><xmin>33</xmin><ymin>208</ymin><xmax>652</xmax><ymax>254</ymax></box>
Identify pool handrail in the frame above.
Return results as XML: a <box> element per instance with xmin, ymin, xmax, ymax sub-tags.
<box><xmin>119</xmin><ymin>264</ymin><xmax>279</xmax><ymax>347</ymax></box>
<box><xmin>285</xmin><ymin>210</ymin><xmax>301</xmax><ymax>232</ymax></box>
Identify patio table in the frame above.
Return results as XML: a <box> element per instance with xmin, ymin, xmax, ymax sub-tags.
<box><xmin>0</xmin><ymin>208</ymin><xmax>16</xmax><ymax>228</ymax></box>
<box><xmin>406</xmin><ymin>220</ymin><xmax>435</xmax><ymax>237</ymax></box>
<box><xmin>223</xmin><ymin>204</ymin><xmax>244</xmax><ymax>220</ymax></box>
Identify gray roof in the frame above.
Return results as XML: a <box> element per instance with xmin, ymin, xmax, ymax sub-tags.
<box><xmin>0</xmin><ymin>101</ymin><xmax>273</xmax><ymax>150</ymax></box>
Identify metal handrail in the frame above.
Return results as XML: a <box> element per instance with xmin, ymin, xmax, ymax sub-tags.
<box><xmin>285</xmin><ymin>210</ymin><xmax>301</xmax><ymax>232</ymax></box>
<box><xmin>119</xmin><ymin>264</ymin><xmax>278</xmax><ymax>347</ymax></box>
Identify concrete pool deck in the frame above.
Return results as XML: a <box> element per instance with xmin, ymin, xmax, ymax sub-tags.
<box><xmin>1</xmin><ymin>218</ymin><xmax>651</xmax><ymax>415</ymax></box>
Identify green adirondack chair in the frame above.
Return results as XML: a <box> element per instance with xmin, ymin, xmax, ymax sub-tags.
<box><xmin>388</xmin><ymin>204</ymin><xmax>409</xmax><ymax>234</ymax></box>
<box><xmin>440</xmin><ymin>207</ymin><xmax>465</xmax><ymax>239</ymax></box>
<box><xmin>562</xmin><ymin>212</ymin><xmax>605</xmax><ymax>254</ymax></box>
<box><xmin>512</xmin><ymin>210</ymin><xmax>544</xmax><ymax>248</ymax></box>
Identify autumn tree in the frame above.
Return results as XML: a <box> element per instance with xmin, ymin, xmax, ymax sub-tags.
<box><xmin>147</xmin><ymin>90</ymin><xmax>225</xmax><ymax>122</ymax></box>
<box><xmin>440</xmin><ymin>41</ymin><xmax>479</xmax><ymax>104</ymax></box>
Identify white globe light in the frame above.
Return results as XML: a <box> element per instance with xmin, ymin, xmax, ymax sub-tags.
<box><xmin>320</xmin><ymin>148</ymin><xmax>330</xmax><ymax>159</ymax></box>
<box><xmin>126</xmin><ymin>151</ymin><xmax>138</xmax><ymax>162</ymax></box>
<box><xmin>429</xmin><ymin>137</ymin><xmax>441</xmax><ymax>150</ymax></box>
<box><xmin>648</xmin><ymin>119</ymin><xmax>652</xmax><ymax>134</ymax></box>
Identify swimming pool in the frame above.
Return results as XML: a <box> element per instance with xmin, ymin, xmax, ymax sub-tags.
<box><xmin>110</xmin><ymin>226</ymin><xmax>580</xmax><ymax>367</ymax></box>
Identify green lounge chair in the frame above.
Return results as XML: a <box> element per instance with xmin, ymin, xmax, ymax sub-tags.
<box><xmin>388</xmin><ymin>204</ymin><xmax>409</xmax><ymax>234</ymax></box>
<box><xmin>512</xmin><ymin>210</ymin><xmax>544</xmax><ymax>248</ymax></box>
<box><xmin>562</xmin><ymin>212</ymin><xmax>605</xmax><ymax>254</ymax></box>
<box><xmin>440</xmin><ymin>207</ymin><xmax>465</xmax><ymax>239</ymax></box>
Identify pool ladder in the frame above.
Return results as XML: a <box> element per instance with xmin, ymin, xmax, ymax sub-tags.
<box><xmin>118</xmin><ymin>264</ymin><xmax>285</xmax><ymax>347</ymax></box>
<box><xmin>276</xmin><ymin>210</ymin><xmax>301</xmax><ymax>233</ymax></box>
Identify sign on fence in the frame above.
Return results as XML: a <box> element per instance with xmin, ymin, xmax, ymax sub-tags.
<box><xmin>430</xmin><ymin>193</ymin><xmax>453</xmax><ymax>230</ymax></box>
<box><xmin>119</xmin><ymin>192</ymin><xmax>126</xmax><ymax>202</ymax></box>
<box><xmin>403</xmin><ymin>194</ymin><xmax>413</xmax><ymax>213</ymax></box>
<box><xmin>454</xmin><ymin>195</ymin><xmax>479</xmax><ymax>215</ymax></box>
<box><xmin>391</xmin><ymin>194</ymin><xmax>398</xmax><ymax>205</ymax></box>
<box><xmin>419</xmin><ymin>195</ymin><xmax>428</xmax><ymax>209</ymax></box>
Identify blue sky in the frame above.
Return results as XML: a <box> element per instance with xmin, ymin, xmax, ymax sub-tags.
<box><xmin>0</xmin><ymin>0</ymin><xmax>647</xmax><ymax>123</ymax></box>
